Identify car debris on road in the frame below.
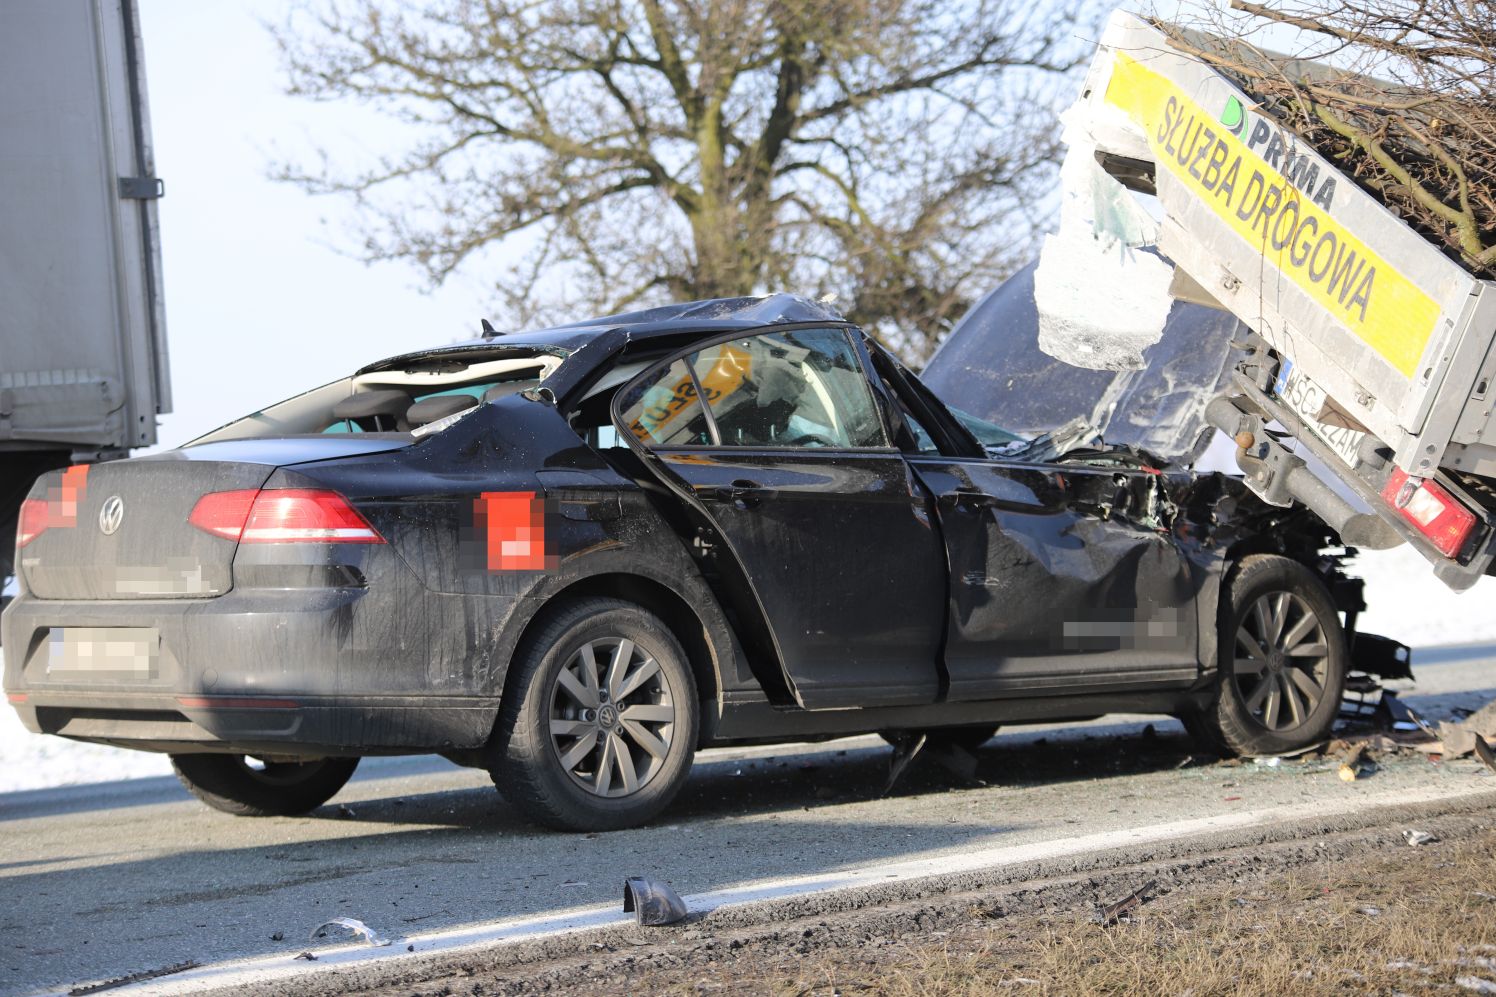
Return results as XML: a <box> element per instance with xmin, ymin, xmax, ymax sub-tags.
<box><xmin>623</xmin><ymin>876</ymin><xmax>689</xmax><ymax>926</ymax></box>
<box><xmin>310</xmin><ymin>916</ymin><xmax>392</xmax><ymax>948</ymax></box>
<box><xmin>1437</xmin><ymin>701</ymin><xmax>1496</xmax><ymax>760</ymax></box>
<box><xmin>1095</xmin><ymin>880</ymin><xmax>1158</xmax><ymax>926</ymax></box>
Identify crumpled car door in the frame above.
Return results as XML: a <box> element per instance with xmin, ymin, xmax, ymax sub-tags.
<box><xmin>906</xmin><ymin>454</ymin><xmax>1200</xmax><ymax>700</ymax></box>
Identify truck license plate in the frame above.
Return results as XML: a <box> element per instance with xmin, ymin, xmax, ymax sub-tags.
<box><xmin>1273</xmin><ymin>358</ymin><xmax>1366</xmax><ymax>468</ymax></box>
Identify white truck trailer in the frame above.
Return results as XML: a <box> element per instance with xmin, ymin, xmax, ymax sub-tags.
<box><xmin>1069</xmin><ymin>12</ymin><xmax>1496</xmax><ymax>590</ymax></box>
<box><xmin>0</xmin><ymin>0</ymin><xmax>170</xmax><ymax>593</ymax></box>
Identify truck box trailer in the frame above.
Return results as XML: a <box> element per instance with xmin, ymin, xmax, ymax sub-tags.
<box><xmin>0</xmin><ymin>0</ymin><xmax>170</xmax><ymax>589</ymax></box>
<box><xmin>1069</xmin><ymin>12</ymin><xmax>1496</xmax><ymax>590</ymax></box>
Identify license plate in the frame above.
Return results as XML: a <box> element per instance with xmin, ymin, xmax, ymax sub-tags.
<box><xmin>47</xmin><ymin>627</ymin><xmax>160</xmax><ymax>678</ymax></box>
<box><xmin>1273</xmin><ymin>358</ymin><xmax>1365</xmax><ymax>468</ymax></box>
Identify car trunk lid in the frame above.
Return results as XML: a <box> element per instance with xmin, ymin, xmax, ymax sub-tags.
<box><xmin>16</xmin><ymin>437</ymin><xmax>408</xmax><ymax>600</ymax></box>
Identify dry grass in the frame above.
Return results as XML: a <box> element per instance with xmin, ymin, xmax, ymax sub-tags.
<box><xmin>663</xmin><ymin>829</ymin><xmax>1496</xmax><ymax>996</ymax></box>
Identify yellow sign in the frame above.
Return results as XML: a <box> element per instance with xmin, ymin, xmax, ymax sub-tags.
<box><xmin>1104</xmin><ymin>52</ymin><xmax>1439</xmax><ymax>379</ymax></box>
<box><xmin>629</xmin><ymin>344</ymin><xmax>752</xmax><ymax>443</ymax></box>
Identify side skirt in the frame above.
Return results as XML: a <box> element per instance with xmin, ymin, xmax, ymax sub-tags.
<box><xmin>709</xmin><ymin>683</ymin><xmax>1211</xmax><ymax>745</ymax></box>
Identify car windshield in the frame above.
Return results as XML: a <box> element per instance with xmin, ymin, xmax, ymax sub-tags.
<box><xmin>920</xmin><ymin>262</ymin><xmax>1245</xmax><ymax>463</ymax></box>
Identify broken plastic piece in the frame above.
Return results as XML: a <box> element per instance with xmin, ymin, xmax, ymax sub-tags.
<box><xmin>623</xmin><ymin>876</ymin><xmax>688</xmax><ymax>926</ymax></box>
<box><xmin>1476</xmin><ymin>735</ymin><xmax>1496</xmax><ymax>776</ymax></box>
<box><xmin>309</xmin><ymin>916</ymin><xmax>392</xmax><ymax>947</ymax></box>
<box><xmin>882</xmin><ymin>731</ymin><xmax>927</xmax><ymax>796</ymax></box>
<box><xmin>1404</xmin><ymin>829</ymin><xmax>1439</xmax><ymax>847</ymax></box>
<box><xmin>1379</xmin><ymin>690</ymin><xmax>1432</xmax><ymax>734</ymax></box>
<box><xmin>1033</xmin><ymin>103</ymin><xmax>1172</xmax><ymax>372</ymax></box>
<box><xmin>923</xmin><ymin>738</ymin><xmax>984</xmax><ymax>786</ymax></box>
<box><xmin>1096</xmin><ymin>879</ymin><xmax>1157</xmax><ymax>925</ymax></box>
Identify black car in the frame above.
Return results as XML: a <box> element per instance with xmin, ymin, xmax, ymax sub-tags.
<box><xmin>3</xmin><ymin>276</ymin><xmax>1384</xmax><ymax>830</ymax></box>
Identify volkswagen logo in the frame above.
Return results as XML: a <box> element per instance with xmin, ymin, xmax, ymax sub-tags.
<box><xmin>98</xmin><ymin>495</ymin><xmax>125</xmax><ymax>536</ymax></box>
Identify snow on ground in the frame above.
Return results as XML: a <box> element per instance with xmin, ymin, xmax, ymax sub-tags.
<box><xmin>1349</xmin><ymin>544</ymin><xmax>1496</xmax><ymax>646</ymax></box>
<box><xmin>2</xmin><ymin>545</ymin><xmax>1492</xmax><ymax>795</ymax></box>
<box><xmin>0</xmin><ymin>704</ymin><xmax>172</xmax><ymax>792</ymax></box>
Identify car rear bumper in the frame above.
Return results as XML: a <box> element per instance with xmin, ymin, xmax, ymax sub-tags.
<box><xmin>1</xmin><ymin>588</ymin><xmax>507</xmax><ymax>753</ymax></box>
<box><xmin>6</xmin><ymin>691</ymin><xmax>494</xmax><ymax>757</ymax></box>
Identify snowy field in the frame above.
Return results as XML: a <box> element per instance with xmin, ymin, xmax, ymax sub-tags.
<box><xmin>2</xmin><ymin>543</ymin><xmax>1493</xmax><ymax>794</ymax></box>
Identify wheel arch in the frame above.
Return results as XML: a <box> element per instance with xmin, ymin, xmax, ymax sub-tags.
<box><xmin>497</xmin><ymin>570</ymin><xmax>730</xmax><ymax>746</ymax></box>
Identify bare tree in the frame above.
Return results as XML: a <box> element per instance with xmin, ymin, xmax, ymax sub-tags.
<box><xmin>271</xmin><ymin>0</ymin><xmax>1094</xmax><ymax>360</ymax></box>
<box><xmin>1164</xmin><ymin>0</ymin><xmax>1496</xmax><ymax>278</ymax></box>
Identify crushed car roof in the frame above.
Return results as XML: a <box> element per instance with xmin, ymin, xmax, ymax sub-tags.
<box><xmin>361</xmin><ymin>293</ymin><xmax>850</xmax><ymax>375</ymax></box>
<box><xmin>478</xmin><ymin>293</ymin><xmax>846</xmax><ymax>348</ymax></box>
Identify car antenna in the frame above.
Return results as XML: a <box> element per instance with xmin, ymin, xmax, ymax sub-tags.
<box><xmin>480</xmin><ymin>318</ymin><xmax>499</xmax><ymax>339</ymax></box>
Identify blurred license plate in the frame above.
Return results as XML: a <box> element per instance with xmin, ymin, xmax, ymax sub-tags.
<box><xmin>47</xmin><ymin>627</ymin><xmax>159</xmax><ymax>677</ymax></box>
<box><xmin>1273</xmin><ymin>358</ymin><xmax>1365</xmax><ymax>468</ymax></box>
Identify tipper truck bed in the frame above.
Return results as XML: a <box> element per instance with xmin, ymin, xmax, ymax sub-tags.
<box><xmin>1071</xmin><ymin>12</ymin><xmax>1496</xmax><ymax>590</ymax></box>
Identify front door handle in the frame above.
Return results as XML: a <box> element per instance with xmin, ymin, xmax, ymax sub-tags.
<box><xmin>709</xmin><ymin>478</ymin><xmax>767</xmax><ymax>509</ymax></box>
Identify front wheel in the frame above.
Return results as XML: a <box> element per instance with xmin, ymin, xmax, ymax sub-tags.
<box><xmin>491</xmin><ymin>597</ymin><xmax>699</xmax><ymax>832</ymax></box>
<box><xmin>1190</xmin><ymin>555</ymin><xmax>1348</xmax><ymax>757</ymax></box>
<box><xmin>170</xmin><ymin>754</ymin><xmax>359</xmax><ymax>816</ymax></box>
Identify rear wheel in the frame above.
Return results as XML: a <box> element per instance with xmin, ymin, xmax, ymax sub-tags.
<box><xmin>170</xmin><ymin>754</ymin><xmax>359</xmax><ymax>816</ymax></box>
<box><xmin>491</xmin><ymin>597</ymin><xmax>699</xmax><ymax>832</ymax></box>
<box><xmin>1190</xmin><ymin>555</ymin><xmax>1347</xmax><ymax>757</ymax></box>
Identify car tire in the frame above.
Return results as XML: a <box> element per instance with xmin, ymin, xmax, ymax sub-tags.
<box><xmin>170</xmin><ymin>754</ymin><xmax>359</xmax><ymax>817</ymax></box>
<box><xmin>1191</xmin><ymin>555</ymin><xmax>1347</xmax><ymax>757</ymax></box>
<box><xmin>490</xmin><ymin>597</ymin><xmax>699</xmax><ymax>832</ymax></box>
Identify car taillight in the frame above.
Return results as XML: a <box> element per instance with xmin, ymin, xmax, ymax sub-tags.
<box><xmin>188</xmin><ymin>489</ymin><xmax>260</xmax><ymax>540</ymax></box>
<box><xmin>189</xmin><ymin>489</ymin><xmax>385</xmax><ymax>544</ymax></box>
<box><xmin>15</xmin><ymin>464</ymin><xmax>90</xmax><ymax>547</ymax></box>
<box><xmin>16</xmin><ymin>498</ymin><xmax>49</xmax><ymax>548</ymax></box>
<box><xmin>1380</xmin><ymin>468</ymin><xmax>1477</xmax><ymax>559</ymax></box>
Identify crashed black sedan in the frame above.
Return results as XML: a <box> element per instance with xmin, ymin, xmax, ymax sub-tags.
<box><xmin>3</xmin><ymin>279</ymin><xmax>1386</xmax><ymax>830</ymax></box>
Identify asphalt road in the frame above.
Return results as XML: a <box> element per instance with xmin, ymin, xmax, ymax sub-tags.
<box><xmin>4</xmin><ymin>644</ymin><xmax>1495</xmax><ymax>996</ymax></box>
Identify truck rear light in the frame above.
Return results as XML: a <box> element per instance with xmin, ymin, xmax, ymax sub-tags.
<box><xmin>16</xmin><ymin>498</ymin><xmax>49</xmax><ymax>547</ymax></box>
<box><xmin>1380</xmin><ymin>468</ymin><xmax>1477</xmax><ymax>559</ymax></box>
<box><xmin>189</xmin><ymin>489</ymin><xmax>385</xmax><ymax>544</ymax></box>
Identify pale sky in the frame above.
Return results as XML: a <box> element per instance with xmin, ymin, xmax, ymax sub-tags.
<box><xmin>133</xmin><ymin>0</ymin><xmax>1296</xmax><ymax>450</ymax></box>
<box><xmin>139</xmin><ymin>0</ymin><xmax>490</xmax><ymax>448</ymax></box>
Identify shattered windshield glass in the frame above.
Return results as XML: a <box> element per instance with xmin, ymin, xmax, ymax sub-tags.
<box><xmin>920</xmin><ymin>262</ymin><xmax>1245</xmax><ymax>464</ymax></box>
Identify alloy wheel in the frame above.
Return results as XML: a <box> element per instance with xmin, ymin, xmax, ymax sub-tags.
<box><xmin>548</xmin><ymin>637</ymin><xmax>677</xmax><ymax>798</ymax></box>
<box><xmin>1232</xmin><ymin>591</ymin><xmax>1331</xmax><ymax>732</ymax></box>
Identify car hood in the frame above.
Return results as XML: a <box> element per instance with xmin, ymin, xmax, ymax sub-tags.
<box><xmin>920</xmin><ymin>262</ymin><xmax>1245</xmax><ymax>465</ymax></box>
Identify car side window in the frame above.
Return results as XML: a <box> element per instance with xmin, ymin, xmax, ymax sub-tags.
<box><xmin>688</xmin><ymin>328</ymin><xmax>888</xmax><ymax>448</ymax></box>
<box><xmin>896</xmin><ymin>401</ymin><xmax>940</xmax><ymax>454</ymax></box>
<box><xmin>616</xmin><ymin>357</ymin><xmax>714</xmax><ymax>446</ymax></box>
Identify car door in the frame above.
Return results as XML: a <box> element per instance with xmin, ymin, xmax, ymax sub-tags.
<box><xmin>873</xmin><ymin>352</ymin><xmax>1201</xmax><ymax>702</ymax></box>
<box><xmin>611</xmin><ymin>326</ymin><xmax>948</xmax><ymax>710</ymax></box>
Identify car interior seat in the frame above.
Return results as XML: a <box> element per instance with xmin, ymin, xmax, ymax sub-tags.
<box><xmin>405</xmin><ymin>393</ymin><xmax>478</xmax><ymax>428</ymax></box>
<box><xmin>330</xmin><ymin>388</ymin><xmax>414</xmax><ymax>433</ymax></box>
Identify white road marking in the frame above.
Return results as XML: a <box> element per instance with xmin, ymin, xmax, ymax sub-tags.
<box><xmin>89</xmin><ymin>780</ymin><xmax>1494</xmax><ymax>996</ymax></box>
